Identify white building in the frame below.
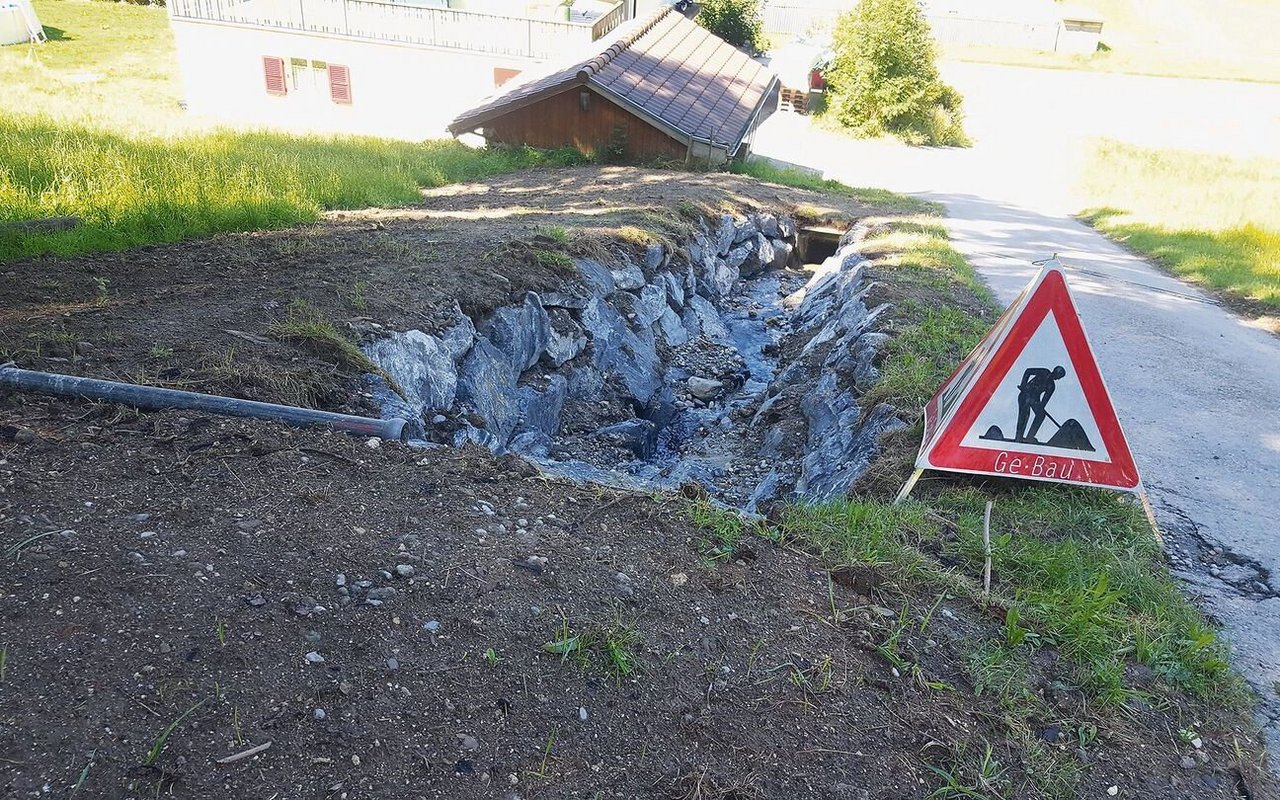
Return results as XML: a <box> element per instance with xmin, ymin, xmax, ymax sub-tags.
<box><xmin>167</xmin><ymin>0</ymin><xmax>635</xmax><ymax>139</ymax></box>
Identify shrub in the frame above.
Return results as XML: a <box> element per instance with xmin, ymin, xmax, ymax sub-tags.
<box><xmin>696</xmin><ymin>0</ymin><xmax>766</xmax><ymax>54</ymax></box>
<box><xmin>823</xmin><ymin>0</ymin><xmax>968</xmax><ymax>147</ymax></box>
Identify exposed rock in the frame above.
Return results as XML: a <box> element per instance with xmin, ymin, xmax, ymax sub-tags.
<box><xmin>739</xmin><ymin>234</ymin><xmax>776</xmax><ymax>279</ymax></box>
<box><xmin>515</xmin><ymin>375</ymin><xmax>568</xmax><ymax>437</ymax></box>
<box><xmin>634</xmin><ymin>284</ymin><xmax>668</xmax><ymax>326</ymax></box>
<box><xmin>456</xmin><ymin>337</ymin><xmax>521</xmax><ymax>447</ymax></box>
<box><xmin>644</xmin><ymin>243</ymin><xmax>667</xmax><ymax>270</ymax></box>
<box><xmin>579</xmin><ymin>297</ymin><xmax>661</xmax><ymax>405</ymax></box>
<box><xmin>483</xmin><ymin>292</ymin><xmax>550</xmax><ymax>375</ymax></box>
<box><xmin>664</xmin><ymin>271</ymin><xmax>685</xmax><ymax>308</ymax></box>
<box><xmin>657</xmin><ymin>306</ymin><xmax>690</xmax><ymax>346</ymax></box>
<box><xmin>724</xmin><ymin>244</ymin><xmax>751</xmax><ymax>272</ymax></box>
<box><xmin>778</xmin><ymin>215</ymin><xmax>797</xmax><ymax>239</ymax></box>
<box><xmin>796</xmin><ymin>373</ymin><xmax>904</xmax><ymax>501</ymax></box>
<box><xmin>365</xmin><ymin>329</ymin><xmax>460</xmax><ymax>412</ymax></box>
<box><xmin>687</xmin><ymin>376</ymin><xmax>724</xmax><ymax>401</ymax></box>
<box><xmin>703</xmin><ymin>256</ymin><xmax>738</xmax><ymax>299</ymax></box>
<box><xmin>596</xmin><ymin>419</ymin><xmax>658</xmax><ymax>459</ymax></box>
<box><xmin>757</xmin><ymin>212</ymin><xmax>781</xmax><ymax>238</ymax></box>
<box><xmin>611</xmin><ymin>264</ymin><xmax>647</xmax><ymax>291</ymax></box>
<box><xmin>544</xmin><ymin>308</ymin><xmax>587</xmax><ymax>367</ymax></box>
<box><xmin>770</xmin><ymin>239</ymin><xmax>793</xmax><ymax>270</ymax></box>
<box><xmin>713</xmin><ymin>214</ymin><xmax>736</xmax><ymax>255</ymax></box>
<box><xmin>688</xmin><ymin>294</ymin><xmax>730</xmax><ymax>340</ymax></box>
<box><xmin>732</xmin><ymin>217</ymin><xmax>759</xmax><ymax>245</ymax></box>
<box><xmin>540</xmin><ymin>292</ymin><xmax>590</xmax><ymax>310</ymax></box>
<box><xmin>575</xmin><ymin>258</ymin><xmax>616</xmax><ymax>296</ymax></box>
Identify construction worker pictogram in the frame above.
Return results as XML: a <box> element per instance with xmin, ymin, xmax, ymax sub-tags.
<box><xmin>905</xmin><ymin>259</ymin><xmax>1141</xmax><ymax>494</ymax></box>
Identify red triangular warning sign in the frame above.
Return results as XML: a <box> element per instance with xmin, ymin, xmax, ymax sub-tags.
<box><xmin>916</xmin><ymin>261</ymin><xmax>1141</xmax><ymax>491</ymax></box>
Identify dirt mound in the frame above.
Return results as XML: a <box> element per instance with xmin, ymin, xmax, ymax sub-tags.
<box><xmin>1</xmin><ymin>167</ymin><xmax>1274</xmax><ymax>799</ymax></box>
<box><xmin>1</xmin><ymin>399</ymin><xmax>1270</xmax><ymax>799</ymax></box>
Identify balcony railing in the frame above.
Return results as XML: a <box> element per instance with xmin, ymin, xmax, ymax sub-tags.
<box><xmin>169</xmin><ymin>0</ymin><xmax>630</xmax><ymax>60</ymax></box>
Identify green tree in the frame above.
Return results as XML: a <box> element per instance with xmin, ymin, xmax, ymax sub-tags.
<box><xmin>697</xmin><ymin>0</ymin><xmax>766</xmax><ymax>54</ymax></box>
<box><xmin>824</xmin><ymin>0</ymin><xmax>968</xmax><ymax>146</ymax></box>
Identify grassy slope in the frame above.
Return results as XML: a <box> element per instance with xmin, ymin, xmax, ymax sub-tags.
<box><xmin>0</xmin><ymin>2</ymin><xmax>594</xmax><ymax>261</ymax></box>
<box><xmin>1</xmin><ymin>0</ymin><xmax>185</xmax><ymax>131</ymax></box>
<box><xmin>1076</xmin><ymin>139</ymin><xmax>1280</xmax><ymax>312</ymax></box>
<box><xmin>687</xmin><ymin>210</ymin><xmax>1251</xmax><ymax>796</ymax></box>
<box><xmin>0</xmin><ymin>120</ymin><xmax>588</xmax><ymax>260</ymax></box>
<box><xmin>941</xmin><ymin>0</ymin><xmax>1280</xmax><ymax>83</ymax></box>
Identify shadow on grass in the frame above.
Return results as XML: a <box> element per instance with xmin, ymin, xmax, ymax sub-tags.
<box><xmin>1081</xmin><ymin>207</ymin><xmax>1280</xmax><ymax>313</ymax></box>
<box><xmin>40</xmin><ymin>26</ymin><xmax>72</xmax><ymax>42</ymax></box>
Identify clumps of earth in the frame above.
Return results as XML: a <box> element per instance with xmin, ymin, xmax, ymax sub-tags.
<box><xmin>365</xmin><ymin>212</ymin><xmax>901</xmax><ymax>511</ymax></box>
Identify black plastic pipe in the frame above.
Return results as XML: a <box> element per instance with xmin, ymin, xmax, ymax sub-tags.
<box><xmin>0</xmin><ymin>365</ymin><xmax>408</xmax><ymax>441</ymax></box>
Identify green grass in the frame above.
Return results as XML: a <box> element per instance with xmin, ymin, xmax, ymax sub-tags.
<box><xmin>1077</xmin><ymin>140</ymin><xmax>1280</xmax><ymax>311</ymax></box>
<box><xmin>0</xmin><ymin>118</ymin><xmax>587</xmax><ymax>262</ymax></box>
<box><xmin>143</xmin><ymin>697</ymin><xmax>209</xmax><ymax>767</ymax></box>
<box><xmin>542</xmin><ymin>614</ymin><xmax>640</xmax><ymax>678</ymax></box>
<box><xmin>857</xmin><ymin>218</ymin><xmax>994</xmax><ymax>412</ymax></box>
<box><xmin>732</xmin><ymin>159</ymin><xmax>940</xmax><ymax>214</ymax></box>
<box><xmin>1</xmin><ymin>1</ymin><xmax>185</xmax><ymax>132</ymax></box>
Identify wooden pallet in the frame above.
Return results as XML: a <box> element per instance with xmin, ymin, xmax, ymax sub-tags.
<box><xmin>779</xmin><ymin>86</ymin><xmax>808</xmax><ymax>115</ymax></box>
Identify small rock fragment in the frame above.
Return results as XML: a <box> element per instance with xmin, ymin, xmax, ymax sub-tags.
<box><xmin>304</xmin><ymin>651</ymin><xmax>325</xmax><ymax>664</ymax></box>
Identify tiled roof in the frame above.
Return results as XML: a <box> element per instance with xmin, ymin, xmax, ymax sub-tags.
<box><xmin>448</xmin><ymin>7</ymin><xmax>777</xmax><ymax>150</ymax></box>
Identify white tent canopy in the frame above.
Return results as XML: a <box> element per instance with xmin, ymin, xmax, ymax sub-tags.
<box><xmin>0</xmin><ymin>0</ymin><xmax>44</xmax><ymax>46</ymax></box>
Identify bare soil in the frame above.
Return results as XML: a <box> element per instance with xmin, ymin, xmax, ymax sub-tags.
<box><xmin>1</xmin><ymin>167</ymin><xmax>1275</xmax><ymax>799</ymax></box>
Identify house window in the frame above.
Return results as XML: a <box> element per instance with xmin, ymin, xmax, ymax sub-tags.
<box><xmin>265</xmin><ymin>57</ymin><xmax>351</xmax><ymax>104</ymax></box>
<box><xmin>289</xmin><ymin>58</ymin><xmax>328</xmax><ymax>94</ymax></box>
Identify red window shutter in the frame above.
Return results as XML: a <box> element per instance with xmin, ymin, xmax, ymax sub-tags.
<box><xmin>328</xmin><ymin>64</ymin><xmax>352</xmax><ymax>104</ymax></box>
<box><xmin>263</xmin><ymin>56</ymin><xmax>287</xmax><ymax>96</ymax></box>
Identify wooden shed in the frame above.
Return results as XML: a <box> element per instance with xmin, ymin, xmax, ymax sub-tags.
<box><xmin>448</xmin><ymin>7</ymin><xmax>779</xmax><ymax>164</ymax></box>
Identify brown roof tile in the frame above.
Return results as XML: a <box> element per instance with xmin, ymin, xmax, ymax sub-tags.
<box><xmin>448</xmin><ymin>7</ymin><xmax>777</xmax><ymax>151</ymax></box>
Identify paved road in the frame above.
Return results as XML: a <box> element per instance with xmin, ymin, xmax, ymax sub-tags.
<box><xmin>751</xmin><ymin>62</ymin><xmax>1280</xmax><ymax>757</ymax></box>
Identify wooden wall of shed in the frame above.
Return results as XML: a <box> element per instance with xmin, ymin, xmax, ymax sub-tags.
<box><xmin>482</xmin><ymin>87</ymin><xmax>687</xmax><ymax>161</ymax></box>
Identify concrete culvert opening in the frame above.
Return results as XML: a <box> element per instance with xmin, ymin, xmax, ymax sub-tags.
<box><xmin>365</xmin><ymin>212</ymin><xmax>902</xmax><ymax>512</ymax></box>
<box><xmin>795</xmin><ymin>226</ymin><xmax>843</xmax><ymax>265</ymax></box>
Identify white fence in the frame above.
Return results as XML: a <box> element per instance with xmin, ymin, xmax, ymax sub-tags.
<box><xmin>169</xmin><ymin>0</ymin><xmax>628</xmax><ymax>60</ymax></box>
<box><xmin>761</xmin><ymin>1</ymin><xmax>1065</xmax><ymax>52</ymax></box>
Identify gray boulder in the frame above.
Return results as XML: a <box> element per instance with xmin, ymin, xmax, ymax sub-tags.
<box><xmin>644</xmin><ymin>243</ymin><xmax>667</xmax><ymax>271</ymax></box>
<box><xmin>364</xmin><ymin>329</ymin><xmax>459</xmax><ymax>413</ymax></box>
<box><xmin>515</xmin><ymin>375</ymin><xmax>568</xmax><ymax>437</ymax></box>
<box><xmin>687</xmin><ymin>376</ymin><xmax>725</xmax><ymax>401</ymax></box>
<box><xmin>456</xmin><ymin>337</ymin><xmax>521</xmax><ymax>447</ymax></box>
<box><xmin>739</xmin><ymin>234</ymin><xmax>775</xmax><ymax>279</ymax></box>
<box><xmin>634</xmin><ymin>283</ymin><xmax>668</xmax><ymax>326</ymax></box>
<box><xmin>657</xmin><ymin>306</ymin><xmax>690</xmax><ymax>346</ymax></box>
<box><xmin>757</xmin><ymin>213</ymin><xmax>781</xmax><ymax>238</ymax></box>
<box><xmin>483</xmin><ymin>292</ymin><xmax>550</xmax><ymax>376</ymax></box>
<box><xmin>732</xmin><ymin>216</ymin><xmax>760</xmax><ymax>245</ymax></box>
<box><xmin>664</xmin><ymin>271</ymin><xmax>685</xmax><ymax>308</ymax></box>
<box><xmin>714</xmin><ymin>214</ymin><xmax>736</xmax><ymax>255</ymax></box>
<box><xmin>770</xmin><ymin>239</ymin><xmax>793</xmax><ymax>270</ymax></box>
<box><xmin>544</xmin><ymin>308</ymin><xmax>587</xmax><ymax>367</ymax></box>
<box><xmin>703</xmin><ymin>256</ymin><xmax>739</xmax><ymax>299</ymax></box>
<box><xmin>611</xmin><ymin>264</ymin><xmax>647</xmax><ymax>291</ymax></box>
<box><xmin>576</xmin><ymin>258</ymin><xmax>616</xmax><ymax>296</ymax></box>
<box><xmin>688</xmin><ymin>294</ymin><xmax>730</xmax><ymax>340</ymax></box>
<box><xmin>579</xmin><ymin>297</ymin><xmax>662</xmax><ymax>404</ymax></box>
<box><xmin>596</xmin><ymin>419</ymin><xmax>658</xmax><ymax>460</ymax></box>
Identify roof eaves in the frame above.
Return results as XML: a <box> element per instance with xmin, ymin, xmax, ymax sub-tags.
<box><xmin>447</xmin><ymin>75</ymin><xmax>584</xmax><ymax>135</ymax></box>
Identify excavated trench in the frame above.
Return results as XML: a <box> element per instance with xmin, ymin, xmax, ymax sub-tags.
<box><xmin>364</xmin><ymin>213</ymin><xmax>903</xmax><ymax>511</ymax></box>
